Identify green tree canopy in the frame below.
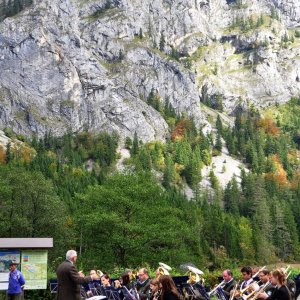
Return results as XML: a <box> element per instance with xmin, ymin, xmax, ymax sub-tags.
<box><xmin>76</xmin><ymin>172</ymin><xmax>202</xmax><ymax>270</ymax></box>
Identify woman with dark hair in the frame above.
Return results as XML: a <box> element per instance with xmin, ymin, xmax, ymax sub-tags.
<box><xmin>101</xmin><ymin>273</ymin><xmax>111</xmax><ymax>287</ymax></box>
<box><xmin>159</xmin><ymin>275</ymin><xmax>182</xmax><ymax>300</ymax></box>
<box><xmin>259</xmin><ymin>269</ymin><xmax>291</xmax><ymax>300</ymax></box>
<box><xmin>121</xmin><ymin>273</ymin><xmax>131</xmax><ymax>288</ymax></box>
<box><xmin>120</xmin><ymin>273</ymin><xmax>138</xmax><ymax>300</ymax></box>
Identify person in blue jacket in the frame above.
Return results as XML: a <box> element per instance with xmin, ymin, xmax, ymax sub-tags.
<box><xmin>6</xmin><ymin>260</ymin><xmax>25</xmax><ymax>300</ymax></box>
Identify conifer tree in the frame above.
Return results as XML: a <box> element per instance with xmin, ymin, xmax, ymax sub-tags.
<box><xmin>224</xmin><ymin>177</ymin><xmax>240</xmax><ymax>216</ymax></box>
<box><xmin>139</xmin><ymin>28</ymin><xmax>143</xmax><ymax>39</ymax></box>
<box><xmin>215</xmin><ymin>133</ymin><xmax>222</xmax><ymax>153</ymax></box>
<box><xmin>216</xmin><ymin>115</ymin><xmax>223</xmax><ymax>135</ymax></box>
<box><xmin>131</xmin><ymin>132</ymin><xmax>139</xmax><ymax>156</ymax></box>
<box><xmin>163</xmin><ymin>155</ymin><xmax>176</xmax><ymax>188</ymax></box>
<box><xmin>159</xmin><ymin>32</ymin><xmax>165</xmax><ymax>51</ymax></box>
<box><xmin>185</xmin><ymin>151</ymin><xmax>202</xmax><ymax>189</ymax></box>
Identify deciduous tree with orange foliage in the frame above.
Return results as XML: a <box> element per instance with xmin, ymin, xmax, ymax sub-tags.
<box><xmin>0</xmin><ymin>145</ymin><xmax>6</xmax><ymax>164</ymax></box>
<box><xmin>256</xmin><ymin>117</ymin><xmax>281</xmax><ymax>136</ymax></box>
<box><xmin>265</xmin><ymin>154</ymin><xmax>289</xmax><ymax>188</ymax></box>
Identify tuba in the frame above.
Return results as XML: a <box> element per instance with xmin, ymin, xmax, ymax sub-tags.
<box><xmin>186</xmin><ymin>266</ymin><xmax>209</xmax><ymax>300</ymax></box>
<box><xmin>156</xmin><ymin>262</ymin><xmax>172</xmax><ymax>278</ymax></box>
<box><xmin>130</xmin><ymin>270</ymin><xmax>138</xmax><ymax>282</ymax></box>
<box><xmin>187</xmin><ymin>266</ymin><xmax>204</xmax><ymax>285</ymax></box>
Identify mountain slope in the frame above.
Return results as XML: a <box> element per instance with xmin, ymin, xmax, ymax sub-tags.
<box><xmin>0</xmin><ymin>0</ymin><xmax>299</xmax><ymax>140</ymax></box>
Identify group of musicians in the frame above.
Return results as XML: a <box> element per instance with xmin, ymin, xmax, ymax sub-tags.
<box><xmin>77</xmin><ymin>264</ymin><xmax>297</xmax><ymax>300</ymax></box>
<box><xmin>215</xmin><ymin>266</ymin><xmax>296</xmax><ymax>300</ymax></box>
<box><xmin>79</xmin><ymin>265</ymin><xmax>181</xmax><ymax>300</ymax></box>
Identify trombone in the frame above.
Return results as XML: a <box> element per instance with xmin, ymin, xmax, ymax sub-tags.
<box><xmin>243</xmin><ymin>281</ymin><xmax>271</xmax><ymax>300</ymax></box>
<box><xmin>229</xmin><ymin>280</ymin><xmax>240</xmax><ymax>300</ymax></box>
<box><xmin>208</xmin><ymin>280</ymin><xmax>226</xmax><ymax>297</ymax></box>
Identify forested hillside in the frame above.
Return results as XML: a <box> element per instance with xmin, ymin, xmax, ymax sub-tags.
<box><xmin>0</xmin><ymin>98</ymin><xmax>299</xmax><ymax>272</ymax></box>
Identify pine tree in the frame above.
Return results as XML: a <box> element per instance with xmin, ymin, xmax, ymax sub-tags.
<box><xmin>216</xmin><ymin>115</ymin><xmax>223</xmax><ymax>135</ymax></box>
<box><xmin>118</xmin><ymin>49</ymin><xmax>125</xmax><ymax>61</ymax></box>
<box><xmin>257</xmin><ymin>145</ymin><xmax>265</xmax><ymax>174</ymax></box>
<box><xmin>174</xmin><ymin>140</ymin><xmax>192</xmax><ymax>166</ymax></box>
<box><xmin>185</xmin><ymin>151</ymin><xmax>202</xmax><ymax>189</ymax></box>
<box><xmin>238</xmin><ymin>217</ymin><xmax>255</xmax><ymax>263</ymax></box>
<box><xmin>159</xmin><ymin>32</ymin><xmax>165</xmax><ymax>51</ymax></box>
<box><xmin>147</xmin><ymin>88</ymin><xmax>155</xmax><ymax>107</ymax></box>
<box><xmin>209</xmin><ymin>169</ymin><xmax>219</xmax><ymax>190</ymax></box>
<box><xmin>265</xmin><ymin>156</ymin><xmax>276</xmax><ymax>173</ymax></box>
<box><xmin>139</xmin><ymin>28</ymin><xmax>143</xmax><ymax>39</ymax></box>
<box><xmin>282</xmin><ymin>201</ymin><xmax>299</xmax><ymax>260</ymax></box>
<box><xmin>252</xmin><ymin>215</ymin><xmax>275</xmax><ymax>263</ymax></box>
<box><xmin>224</xmin><ymin>177</ymin><xmax>240</xmax><ymax>216</ymax></box>
<box><xmin>131</xmin><ymin>132</ymin><xmax>139</xmax><ymax>155</ymax></box>
<box><xmin>163</xmin><ymin>155</ymin><xmax>176</xmax><ymax>188</ymax></box>
<box><xmin>125</xmin><ymin>137</ymin><xmax>132</xmax><ymax>150</ymax></box>
<box><xmin>5</xmin><ymin>142</ymin><xmax>12</xmax><ymax>164</ymax></box>
<box><xmin>223</xmin><ymin>215</ymin><xmax>241</xmax><ymax>259</ymax></box>
<box><xmin>138</xmin><ymin>147</ymin><xmax>152</xmax><ymax>170</ymax></box>
<box><xmin>271</xmin><ymin>200</ymin><xmax>293</xmax><ymax>260</ymax></box>
<box><xmin>215</xmin><ymin>133</ymin><xmax>222</xmax><ymax>153</ymax></box>
<box><xmin>170</xmin><ymin>47</ymin><xmax>179</xmax><ymax>61</ymax></box>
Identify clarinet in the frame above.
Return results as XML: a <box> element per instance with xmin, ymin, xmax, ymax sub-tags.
<box><xmin>130</xmin><ymin>282</ymin><xmax>140</xmax><ymax>300</ymax></box>
<box><xmin>154</xmin><ymin>289</ymin><xmax>161</xmax><ymax>300</ymax></box>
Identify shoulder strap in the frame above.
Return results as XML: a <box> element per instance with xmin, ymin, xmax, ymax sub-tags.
<box><xmin>284</xmin><ymin>285</ymin><xmax>292</xmax><ymax>300</ymax></box>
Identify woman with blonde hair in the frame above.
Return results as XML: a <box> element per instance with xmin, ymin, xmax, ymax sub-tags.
<box><xmin>259</xmin><ymin>269</ymin><xmax>291</xmax><ymax>300</ymax></box>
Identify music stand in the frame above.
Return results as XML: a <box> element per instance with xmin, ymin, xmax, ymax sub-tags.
<box><xmin>105</xmin><ymin>288</ymin><xmax>121</xmax><ymax>300</ymax></box>
<box><xmin>49</xmin><ymin>279</ymin><xmax>57</xmax><ymax>293</ymax></box>
<box><xmin>181</xmin><ymin>283</ymin><xmax>194</xmax><ymax>296</ymax></box>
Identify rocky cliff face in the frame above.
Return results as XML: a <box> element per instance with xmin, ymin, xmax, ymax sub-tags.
<box><xmin>0</xmin><ymin>0</ymin><xmax>299</xmax><ymax>140</ymax></box>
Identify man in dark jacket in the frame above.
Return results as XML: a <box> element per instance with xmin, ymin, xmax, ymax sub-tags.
<box><xmin>56</xmin><ymin>249</ymin><xmax>97</xmax><ymax>300</ymax></box>
<box><xmin>222</xmin><ymin>269</ymin><xmax>236</xmax><ymax>297</ymax></box>
<box><xmin>136</xmin><ymin>268</ymin><xmax>151</xmax><ymax>300</ymax></box>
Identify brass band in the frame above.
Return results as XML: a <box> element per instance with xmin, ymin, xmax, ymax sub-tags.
<box><xmin>73</xmin><ymin>264</ymin><xmax>297</xmax><ymax>300</ymax></box>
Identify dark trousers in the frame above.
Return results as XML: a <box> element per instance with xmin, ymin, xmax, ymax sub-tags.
<box><xmin>6</xmin><ymin>293</ymin><xmax>22</xmax><ymax>300</ymax></box>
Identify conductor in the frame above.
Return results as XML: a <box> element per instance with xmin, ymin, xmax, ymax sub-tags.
<box><xmin>56</xmin><ymin>249</ymin><xmax>97</xmax><ymax>300</ymax></box>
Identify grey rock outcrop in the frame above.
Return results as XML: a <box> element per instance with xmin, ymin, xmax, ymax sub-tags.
<box><xmin>0</xmin><ymin>0</ymin><xmax>299</xmax><ymax>140</ymax></box>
